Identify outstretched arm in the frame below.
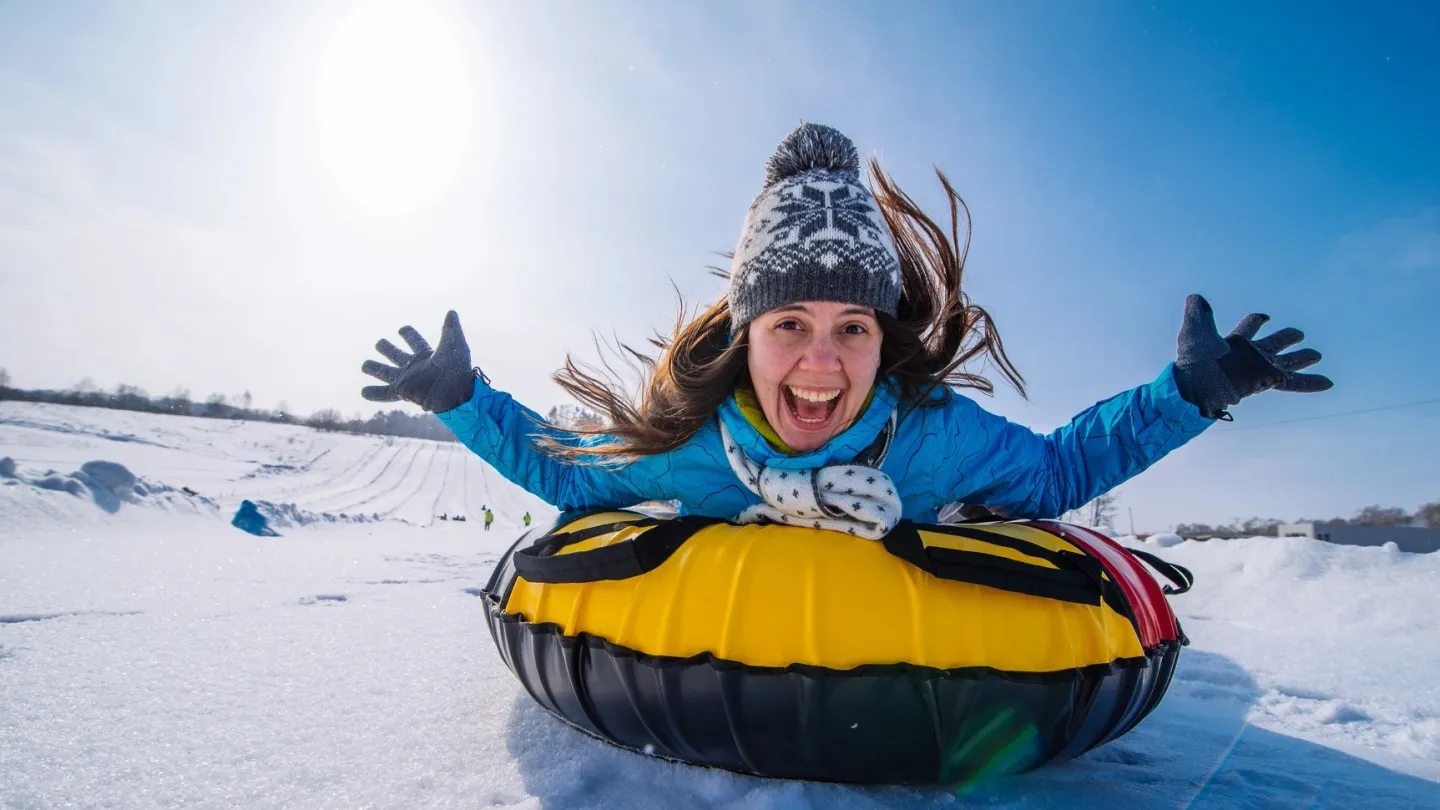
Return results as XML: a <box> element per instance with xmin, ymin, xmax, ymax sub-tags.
<box><xmin>435</xmin><ymin>379</ymin><xmax>665</xmax><ymax>511</ymax></box>
<box><xmin>942</xmin><ymin>365</ymin><xmax>1211</xmax><ymax>519</ymax></box>
<box><xmin>360</xmin><ymin>311</ymin><xmax>663</xmax><ymax>511</ymax></box>
<box><xmin>944</xmin><ymin>293</ymin><xmax>1331</xmax><ymax>518</ymax></box>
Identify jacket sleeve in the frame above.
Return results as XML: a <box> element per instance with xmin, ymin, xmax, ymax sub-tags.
<box><xmin>435</xmin><ymin>377</ymin><xmax>668</xmax><ymax>511</ymax></box>
<box><xmin>940</xmin><ymin>364</ymin><xmax>1213</xmax><ymax>519</ymax></box>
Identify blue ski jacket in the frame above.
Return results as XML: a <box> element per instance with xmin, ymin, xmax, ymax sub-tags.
<box><xmin>437</xmin><ymin>365</ymin><xmax>1213</xmax><ymax>523</ymax></box>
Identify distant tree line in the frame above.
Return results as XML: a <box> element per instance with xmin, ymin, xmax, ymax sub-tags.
<box><xmin>1173</xmin><ymin>517</ymin><xmax>1286</xmax><ymax>539</ymax></box>
<box><xmin>0</xmin><ymin>369</ymin><xmax>615</xmax><ymax>445</ymax></box>
<box><xmin>1177</xmin><ymin>502</ymin><xmax>1440</xmax><ymax>538</ymax></box>
<box><xmin>0</xmin><ymin>369</ymin><xmax>456</xmax><ymax>443</ymax></box>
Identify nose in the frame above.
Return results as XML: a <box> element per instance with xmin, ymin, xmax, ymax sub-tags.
<box><xmin>798</xmin><ymin>331</ymin><xmax>842</xmax><ymax>373</ymax></box>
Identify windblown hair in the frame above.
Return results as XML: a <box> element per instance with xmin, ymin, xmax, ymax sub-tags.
<box><xmin>535</xmin><ymin>160</ymin><xmax>1026</xmax><ymax>463</ymax></box>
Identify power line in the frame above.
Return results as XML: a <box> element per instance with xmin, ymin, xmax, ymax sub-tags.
<box><xmin>1213</xmin><ymin>396</ymin><xmax>1440</xmax><ymax>432</ymax></box>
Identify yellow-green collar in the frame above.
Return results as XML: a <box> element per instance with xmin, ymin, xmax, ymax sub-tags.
<box><xmin>733</xmin><ymin>387</ymin><xmax>876</xmax><ymax>456</ymax></box>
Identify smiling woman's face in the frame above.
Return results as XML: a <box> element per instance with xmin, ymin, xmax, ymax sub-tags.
<box><xmin>745</xmin><ymin>301</ymin><xmax>883</xmax><ymax>452</ymax></box>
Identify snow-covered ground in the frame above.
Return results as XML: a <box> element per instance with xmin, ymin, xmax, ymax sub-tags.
<box><xmin>2</xmin><ymin>402</ymin><xmax>1438</xmax><ymax>808</ymax></box>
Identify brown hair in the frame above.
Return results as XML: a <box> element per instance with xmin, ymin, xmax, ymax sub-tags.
<box><xmin>535</xmin><ymin>160</ymin><xmax>1025</xmax><ymax>464</ymax></box>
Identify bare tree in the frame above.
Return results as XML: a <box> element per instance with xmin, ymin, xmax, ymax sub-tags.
<box><xmin>1417</xmin><ymin>501</ymin><xmax>1440</xmax><ymax>529</ymax></box>
<box><xmin>239</xmin><ymin>390</ymin><xmax>254</xmax><ymax>411</ymax></box>
<box><xmin>1352</xmin><ymin>505</ymin><xmax>1411</xmax><ymax>526</ymax></box>
<box><xmin>0</xmin><ymin>367</ymin><xmax>10</xmax><ymax>388</ymax></box>
<box><xmin>160</xmin><ymin>386</ymin><xmax>193</xmax><ymax>415</ymax></box>
<box><xmin>1063</xmin><ymin>491</ymin><xmax>1120</xmax><ymax>529</ymax></box>
<box><xmin>546</xmin><ymin>404</ymin><xmax>603</xmax><ymax>430</ymax></box>
<box><xmin>1089</xmin><ymin>491</ymin><xmax>1120</xmax><ymax>529</ymax></box>
<box><xmin>309</xmin><ymin>408</ymin><xmax>344</xmax><ymax>432</ymax></box>
<box><xmin>113</xmin><ymin>384</ymin><xmax>149</xmax><ymax>410</ymax></box>
<box><xmin>1239</xmin><ymin>517</ymin><xmax>1281</xmax><ymax>537</ymax></box>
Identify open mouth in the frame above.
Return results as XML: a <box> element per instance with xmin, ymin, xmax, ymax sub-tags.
<box><xmin>783</xmin><ymin>385</ymin><xmax>842</xmax><ymax>430</ymax></box>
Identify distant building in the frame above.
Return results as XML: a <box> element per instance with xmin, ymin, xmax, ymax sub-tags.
<box><xmin>1277</xmin><ymin>522</ymin><xmax>1440</xmax><ymax>554</ymax></box>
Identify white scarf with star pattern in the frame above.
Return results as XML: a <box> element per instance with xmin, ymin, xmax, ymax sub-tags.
<box><xmin>718</xmin><ymin>408</ymin><xmax>901</xmax><ymax>540</ymax></box>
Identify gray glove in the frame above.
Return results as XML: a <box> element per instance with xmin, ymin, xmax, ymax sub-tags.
<box><xmin>1173</xmin><ymin>294</ymin><xmax>1332</xmax><ymax>420</ymax></box>
<box><xmin>360</xmin><ymin>310</ymin><xmax>478</xmax><ymax>413</ymax></box>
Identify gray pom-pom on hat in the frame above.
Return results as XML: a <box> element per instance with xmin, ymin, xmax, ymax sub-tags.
<box><xmin>763</xmin><ymin>123</ymin><xmax>861</xmax><ymax>186</ymax></box>
<box><xmin>728</xmin><ymin>123</ymin><xmax>901</xmax><ymax>334</ymax></box>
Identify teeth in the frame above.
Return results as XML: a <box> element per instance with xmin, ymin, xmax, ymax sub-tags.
<box><xmin>787</xmin><ymin>386</ymin><xmax>841</xmax><ymax>403</ymax></box>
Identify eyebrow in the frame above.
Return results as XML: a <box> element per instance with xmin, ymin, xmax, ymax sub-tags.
<box><xmin>769</xmin><ymin>304</ymin><xmax>876</xmax><ymax>317</ymax></box>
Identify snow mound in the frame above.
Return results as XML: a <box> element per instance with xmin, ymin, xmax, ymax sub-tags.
<box><xmin>80</xmin><ymin>460</ymin><xmax>137</xmax><ymax>493</ymax></box>
<box><xmin>0</xmin><ymin>457</ymin><xmax>219</xmax><ymax>530</ymax></box>
<box><xmin>1148</xmin><ymin>531</ymin><xmax>1185</xmax><ymax>548</ymax></box>
<box><xmin>247</xmin><ymin>499</ymin><xmax>384</xmax><ymax>528</ymax></box>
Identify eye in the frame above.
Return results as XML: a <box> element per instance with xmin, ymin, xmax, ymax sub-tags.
<box><xmin>776</xmin><ymin>319</ymin><xmax>803</xmax><ymax>331</ymax></box>
<box><xmin>840</xmin><ymin>322</ymin><xmax>871</xmax><ymax>335</ymax></box>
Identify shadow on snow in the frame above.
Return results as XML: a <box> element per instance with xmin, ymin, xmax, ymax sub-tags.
<box><xmin>500</xmin><ymin>649</ymin><xmax>1438</xmax><ymax>810</ymax></box>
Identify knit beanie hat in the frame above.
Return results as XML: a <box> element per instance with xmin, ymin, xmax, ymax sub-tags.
<box><xmin>727</xmin><ymin>123</ymin><xmax>902</xmax><ymax>334</ymax></box>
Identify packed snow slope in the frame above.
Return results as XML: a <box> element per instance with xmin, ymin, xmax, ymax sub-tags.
<box><xmin>0</xmin><ymin>401</ymin><xmax>552</xmax><ymax>533</ymax></box>
<box><xmin>2</xmin><ymin>402</ymin><xmax>1438</xmax><ymax>809</ymax></box>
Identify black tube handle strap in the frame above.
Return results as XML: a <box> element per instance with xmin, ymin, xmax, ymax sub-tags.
<box><xmin>1126</xmin><ymin>548</ymin><xmax>1195</xmax><ymax>595</ymax></box>
<box><xmin>882</xmin><ymin>523</ymin><xmax>1106</xmax><ymax>605</ymax></box>
<box><xmin>512</xmin><ymin>515</ymin><xmax>717</xmax><ymax>584</ymax></box>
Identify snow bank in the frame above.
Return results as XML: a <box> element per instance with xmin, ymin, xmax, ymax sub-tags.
<box><xmin>1147</xmin><ymin>532</ymin><xmax>1185</xmax><ymax>548</ymax></box>
<box><xmin>1123</xmin><ymin>533</ymin><xmax>1440</xmax><ymax>765</ymax></box>
<box><xmin>0</xmin><ymin>456</ymin><xmax>219</xmax><ymax>530</ymax></box>
<box><xmin>247</xmin><ymin>498</ymin><xmax>385</xmax><ymax>528</ymax></box>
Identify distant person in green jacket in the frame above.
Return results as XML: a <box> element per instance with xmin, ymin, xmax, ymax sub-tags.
<box><xmin>484</xmin><ymin>508</ymin><xmax>494</xmax><ymax>531</ymax></box>
<box><xmin>523</xmin><ymin>512</ymin><xmax>531</xmax><ymax>527</ymax></box>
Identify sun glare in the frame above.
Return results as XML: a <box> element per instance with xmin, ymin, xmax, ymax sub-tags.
<box><xmin>311</xmin><ymin>0</ymin><xmax>474</xmax><ymax>213</ymax></box>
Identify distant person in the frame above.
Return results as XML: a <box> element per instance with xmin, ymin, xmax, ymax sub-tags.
<box><xmin>484</xmin><ymin>508</ymin><xmax>494</xmax><ymax>531</ymax></box>
<box><xmin>523</xmin><ymin>512</ymin><xmax>531</xmax><ymax>527</ymax></box>
<box><xmin>361</xmin><ymin>123</ymin><xmax>1332</xmax><ymax>538</ymax></box>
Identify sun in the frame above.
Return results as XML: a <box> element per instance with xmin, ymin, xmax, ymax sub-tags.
<box><xmin>310</xmin><ymin>0</ymin><xmax>475</xmax><ymax>214</ymax></box>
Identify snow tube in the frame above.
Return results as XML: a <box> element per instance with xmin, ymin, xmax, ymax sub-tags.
<box><xmin>480</xmin><ymin>511</ymin><xmax>1190</xmax><ymax>785</ymax></box>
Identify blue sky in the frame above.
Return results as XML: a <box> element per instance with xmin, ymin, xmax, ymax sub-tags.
<box><xmin>0</xmin><ymin>0</ymin><xmax>1436</xmax><ymax>530</ymax></box>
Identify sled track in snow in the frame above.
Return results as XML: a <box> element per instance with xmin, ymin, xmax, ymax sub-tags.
<box><xmin>269</xmin><ymin>440</ymin><xmax>394</xmax><ymax>506</ymax></box>
<box><xmin>306</xmin><ymin>441</ymin><xmax>423</xmax><ymax>515</ymax></box>
<box><xmin>365</xmin><ymin>441</ymin><xmax>441</xmax><ymax>520</ymax></box>
<box><xmin>425</xmin><ymin>446</ymin><xmax>457</xmax><ymax>525</ymax></box>
<box><xmin>461</xmin><ymin>452</ymin><xmax>472</xmax><ymax>521</ymax></box>
<box><xmin>375</xmin><ymin>440</ymin><xmax>445</xmax><ymax>523</ymax></box>
<box><xmin>239</xmin><ymin>446</ymin><xmax>332</xmax><ymax>481</ymax></box>
<box><xmin>323</xmin><ymin>442</ymin><xmax>423</xmax><ymax>516</ymax></box>
<box><xmin>0</xmin><ymin>417</ymin><xmax>176</xmax><ymax>449</ymax></box>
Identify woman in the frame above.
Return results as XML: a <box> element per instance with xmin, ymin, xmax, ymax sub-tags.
<box><xmin>360</xmin><ymin>124</ymin><xmax>1330</xmax><ymax>539</ymax></box>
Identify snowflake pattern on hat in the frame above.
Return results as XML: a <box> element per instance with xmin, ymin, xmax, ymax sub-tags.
<box><xmin>737</xmin><ymin>175</ymin><xmax>899</xmax><ymax>283</ymax></box>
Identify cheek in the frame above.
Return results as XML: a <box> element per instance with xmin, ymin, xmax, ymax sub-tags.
<box><xmin>747</xmin><ymin>340</ymin><xmax>790</xmax><ymax>387</ymax></box>
<box><xmin>842</xmin><ymin>342</ymin><xmax>882</xmax><ymax>386</ymax></box>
